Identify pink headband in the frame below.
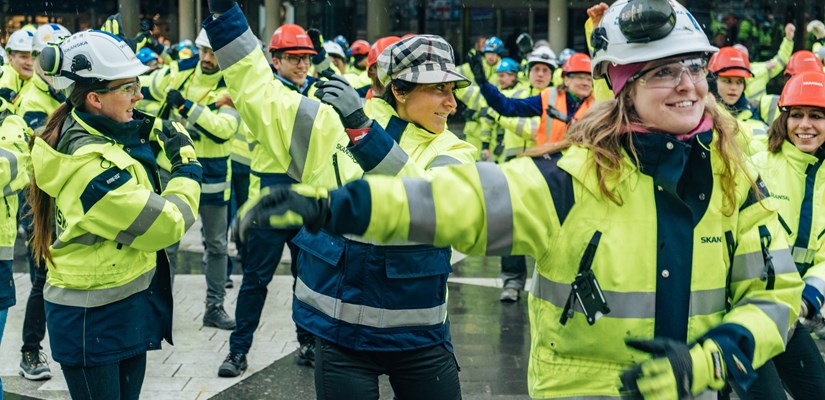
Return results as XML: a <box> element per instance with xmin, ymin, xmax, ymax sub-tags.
<box><xmin>607</xmin><ymin>62</ymin><xmax>647</xmax><ymax>97</ymax></box>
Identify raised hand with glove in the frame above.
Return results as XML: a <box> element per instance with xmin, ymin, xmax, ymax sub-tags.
<box><xmin>235</xmin><ymin>185</ymin><xmax>329</xmax><ymax>244</ymax></box>
<box><xmin>620</xmin><ymin>337</ymin><xmax>726</xmax><ymax>400</ymax></box>
<box><xmin>468</xmin><ymin>51</ymin><xmax>488</xmax><ymax>86</ymax></box>
<box><xmin>307</xmin><ymin>28</ymin><xmax>332</xmax><ymax>74</ymax></box>
<box><xmin>156</xmin><ymin>120</ymin><xmax>201</xmax><ymax>178</ymax></box>
<box><xmin>315</xmin><ymin>74</ymin><xmax>372</xmax><ymax>136</ymax></box>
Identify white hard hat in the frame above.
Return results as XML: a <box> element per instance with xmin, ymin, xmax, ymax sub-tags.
<box><xmin>323</xmin><ymin>41</ymin><xmax>346</xmax><ymax>59</ymax></box>
<box><xmin>33</xmin><ymin>23</ymin><xmax>72</xmax><ymax>53</ymax></box>
<box><xmin>39</xmin><ymin>30</ymin><xmax>148</xmax><ymax>91</ymax></box>
<box><xmin>590</xmin><ymin>0</ymin><xmax>717</xmax><ymax>81</ymax></box>
<box><xmin>808</xmin><ymin>20</ymin><xmax>825</xmax><ymax>40</ymax></box>
<box><xmin>6</xmin><ymin>30</ymin><xmax>34</xmax><ymax>52</ymax></box>
<box><xmin>527</xmin><ymin>46</ymin><xmax>558</xmax><ymax>69</ymax></box>
<box><xmin>195</xmin><ymin>29</ymin><xmax>211</xmax><ymax>49</ymax></box>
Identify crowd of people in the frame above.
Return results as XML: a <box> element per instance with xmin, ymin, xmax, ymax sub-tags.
<box><xmin>2</xmin><ymin>0</ymin><xmax>825</xmax><ymax>398</ymax></box>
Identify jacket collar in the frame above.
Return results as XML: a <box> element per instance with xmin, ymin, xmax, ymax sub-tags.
<box><xmin>70</xmin><ymin>109</ymin><xmax>152</xmax><ymax>147</ymax></box>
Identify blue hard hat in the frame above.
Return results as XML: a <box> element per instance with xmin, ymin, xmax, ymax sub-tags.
<box><xmin>483</xmin><ymin>37</ymin><xmax>504</xmax><ymax>54</ymax></box>
<box><xmin>333</xmin><ymin>35</ymin><xmax>349</xmax><ymax>50</ymax></box>
<box><xmin>136</xmin><ymin>47</ymin><xmax>159</xmax><ymax>65</ymax></box>
<box><xmin>559</xmin><ymin>48</ymin><xmax>576</xmax><ymax>64</ymax></box>
<box><xmin>496</xmin><ymin>57</ymin><xmax>520</xmax><ymax>73</ymax></box>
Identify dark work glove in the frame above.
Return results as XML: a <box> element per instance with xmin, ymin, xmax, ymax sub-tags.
<box><xmin>469</xmin><ymin>52</ymin><xmax>487</xmax><ymax>86</ymax></box>
<box><xmin>516</xmin><ymin>33</ymin><xmax>534</xmax><ymax>55</ymax></box>
<box><xmin>478</xmin><ymin>107</ymin><xmax>499</xmax><ymax>122</ymax></box>
<box><xmin>156</xmin><ymin>121</ymin><xmax>200</xmax><ymax>172</ymax></box>
<box><xmin>237</xmin><ymin>185</ymin><xmax>330</xmax><ymax>243</ymax></box>
<box><xmin>314</xmin><ymin>74</ymin><xmax>371</xmax><ymax>129</ymax></box>
<box><xmin>139</xmin><ymin>19</ymin><xmax>154</xmax><ymax>33</ymax></box>
<box><xmin>208</xmin><ymin>0</ymin><xmax>236</xmax><ymax>14</ymax></box>
<box><xmin>307</xmin><ymin>28</ymin><xmax>328</xmax><ymax>66</ymax></box>
<box><xmin>461</xmin><ymin>108</ymin><xmax>478</xmax><ymax>122</ymax></box>
<box><xmin>547</xmin><ymin>105</ymin><xmax>570</xmax><ymax>123</ymax></box>
<box><xmin>101</xmin><ymin>14</ymin><xmax>138</xmax><ymax>52</ymax></box>
<box><xmin>166</xmin><ymin>90</ymin><xmax>186</xmax><ymax>109</ymax></box>
<box><xmin>493</xmin><ymin>143</ymin><xmax>504</xmax><ymax>157</ymax></box>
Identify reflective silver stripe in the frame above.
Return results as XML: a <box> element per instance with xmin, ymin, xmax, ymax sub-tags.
<box><xmin>0</xmin><ymin>147</ymin><xmax>19</xmax><ymax>196</ymax></box>
<box><xmin>218</xmin><ymin>106</ymin><xmax>241</xmax><ymax>122</ymax></box>
<box><xmin>165</xmin><ymin>193</ymin><xmax>196</xmax><ymax>230</ymax></box>
<box><xmin>403</xmin><ymin>178</ymin><xmax>436</xmax><ymax>244</ymax></box>
<box><xmin>792</xmin><ymin>246</ymin><xmax>816</xmax><ymax>265</ymax></box>
<box><xmin>767</xmin><ymin>97</ymin><xmax>779</xmax><ymax>123</ymax></box>
<box><xmin>751</xmin><ymin>125</ymin><xmax>767</xmax><ymax>136</ymax></box>
<box><xmin>805</xmin><ymin>276</ymin><xmax>825</xmax><ymax>298</ymax></box>
<box><xmin>295</xmin><ymin>277</ymin><xmax>447</xmax><ymax>328</ymax></box>
<box><xmin>748</xmin><ymin>88</ymin><xmax>766</xmax><ymax>103</ymax></box>
<box><xmin>0</xmin><ymin>246</ymin><xmax>12</xmax><ymax>260</ymax></box>
<box><xmin>44</xmin><ymin>268</ymin><xmax>156</xmax><ymax>308</ymax></box>
<box><xmin>531</xmin><ymin>273</ymin><xmax>656</xmax><ymax>318</ymax></box>
<box><xmin>736</xmin><ymin>298</ymin><xmax>791</xmax><ymax>345</ymax></box>
<box><xmin>459</xmin><ymin>85</ymin><xmax>476</xmax><ymax>104</ymax></box>
<box><xmin>773</xmin><ymin>54</ymin><xmax>787</xmax><ymax>68</ymax></box>
<box><xmin>545</xmin><ymin>88</ymin><xmax>557</xmax><ymax>141</ymax></box>
<box><xmin>230</xmin><ymin>153</ymin><xmax>251</xmax><ymax>165</ymax></box>
<box><xmin>731</xmin><ymin>248</ymin><xmax>795</xmax><ymax>282</ymax></box>
<box><xmin>234</xmin><ymin>131</ymin><xmax>249</xmax><ymax>143</ymax></box>
<box><xmin>52</xmin><ymin>232</ymin><xmax>107</xmax><ymax>250</ymax></box>
<box><xmin>515</xmin><ymin>117</ymin><xmax>527</xmax><ymax>137</ymax></box>
<box><xmin>689</xmin><ymin>288</ymin><xmax>727</xmax><ymax>316</ymax></box>
<box><xmin>367</xmin><ymin>141</ymin><xmax>409</xmax><ymax>175</ymax></box>
<box><xmin>202</xmin><ymin>181</ymin><xmax>231</xmax><ymax>194</ymax></box>
<box><xmin>477</xmin><ymin>163</ymin><xmax>513</xmax><ymax>255</ymax></box>
<box><xmin>286</xmin><ymin>97</ymin><xmax>320</xmax><ymax>181</ymax></box>
<box><xmin>213</xmin><ymin>27</ymin><xmax>260</xmax><ymax>70</ymax></box>
<box><xmin>114</xmin><ymin>193</ymin><xmax>166</xmax><ymax>246</ymax></box>
<box><xmin>505</xmin><ymin>148</ymin><xmax>522</xmax><ymax>158</ymax></box>
<box><xmin>186</xmin><ymin>103</ymin><xmax>206</xmax><ymax>125</ymax></box>
<box><xmin>427</xmin><ymin>154</ymin><xmax>462</xmax><ymax>169</ymax></box>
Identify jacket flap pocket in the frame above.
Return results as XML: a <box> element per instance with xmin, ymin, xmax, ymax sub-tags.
<box><xmin>385</xmin><ymin>246</ymin><xmax>452</xmax><ymax>279</ymax></box>
<box><xmin>291</xmin><ymin>228</ymin><xmax>345</xmax><ymax>266</ymax></box>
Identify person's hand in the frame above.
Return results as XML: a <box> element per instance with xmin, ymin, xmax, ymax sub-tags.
<box><xmin>101</xmin><ymin>14</ymin><xmax>125</xmax><ymax>38</ymax></box>
<box><xmin>215</xmin><ymin>95</ymin><xmax>235</xmax><ymax>108</ymax></box>
<box><xmin>547</xmin><ymin>105</ymin><xmax>570</xmax><ymax>123</ymax></box>
<box><xmin>493</xmin><ymin>144</ymin><xmax>504</xmax><ymax>157</ymax></box>
<box><xmin>236</xmin><ymin>185</ymin><xmax>330</xmax><ymax>243</ymax></box>
<box><xmin>587</xmin><ymin>3</ymin><xmax>610</xmax><ymax>26</ymax></box>
<box><xmin>620</xmin><ymin>338</ymin><xmax>726</xmax><ymax>399</ymax></box>
<box><xmin>481</xmin><ymin>149</ymin><xmax>491</xmax><ymax>161</ymax></box>
<box><xmin>156</xmin><ymin>120</ymin><xmax>200</xmax><ymax>171</ymax></box>
<box><xmin>808</xmin><ymin>20</ymin><xmax>825</xmax><ymax>40</ymax></box>
<box><xmin>208</xmin><ymin>0</ymin><xmax>236</xmax><ymax>14</ymax></box>
<box><xmin>166</xmin><ymin>89</ymin><xmax>187</xmax><ymax>109</ymax></box>
<box><xmin>314</xmin><ymin>74</ymin><xmax>371</xmax><ymax>129</ymax></box>
<box><xmin>307</xmin><ymin>28</ymin><xmax>329</xmax><ymax>67</ymax></box>
<box><xmin>469</xmin><ymin>52</ymin><xmax>488</xmax><ymax>86</ymax></box>
<box><xmin>516</xmin><ymin>33</ymin><xmax>533</xmax><ymax>55</ymax></box>
<box><xmin>785</xmin><ymin>23</ymin><xmax>796</xmax><ymax>41</ymax></box>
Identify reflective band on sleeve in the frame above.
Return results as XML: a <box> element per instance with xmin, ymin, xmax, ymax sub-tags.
<box><xmin>213</xmin><ymin>27</ymin><xmax>260</xmax><ymax>70</ymax></box>
<box><xmin>286</xmin><ymin>97</ymin><xmax>320</xmax><ymax>181</ymax></box>
<box><xmin>187</xmin><ymin>103</ymin><xmax>205</xmax><ymax>125</ymax></box>
<box><xmin>368</xmin><ymin>141</ymin><xmax>409</xmax><ymax>176</ymax></box>
<box><xmin>52</xmin><ymin>232</ymin><xmax>107</xmax><ymax>249</ymax></box>
<box><xmin>44</xmin><ymin>268</ymin><xmax>156</xmax><ymax>308</ymax></box>
<box><xmin>403</xmin><ymin>178</ymin><xmax>437</xmax><ymax>244</ymax></box>
<box><xmin>0</xmin><ymin>246</ymin><xmax>13</xmax><ymax>260</ymax></box>
<box><xmin>476</xmin><ymin>163</ymin><xmax>513</xmax><ymax>255</ymax></box>
<box><xmin>218</xmin><ymin>106</ymin><xmax>241</xmax><ymax>123</ymax></box>
<box><xmin>731</xmin><ymin>248</ymin><xmax>795</xmax><ymax>282</ymax></box>
<box><xmin>0</xmin><ymin>147</ymin><xmax>19</xmax><ymax>196</ymax></box>
<box><xmin>515</xmin><ymin>117</ymin><xmax>527</xmax><ymax>136</ymax></box>
<box><xmin>767</xmin><ymin>98</ymin><xmax>779</xmax><ymax>123</ymax></box>
<box><xmin>805</xmin><ymin>276</ymin><xmax>825</xmax><ymax>297</ymax></box>
<box><xmin>295</xmin><ymin>277</ymin><xmax>447</xmax><ymax>328</ymax></box>
<box><xmin>230</xmin><ymin>153</ymin><xmax>251</xmax><ymax>165</ymax></box>
<box><xmin>427</xmin><ymin>155</ymin><xmax>462</xmax><ymax>169</ymax></box>
<box><xmin>114</xmin><ymin>193</ymin><xmax>166</xmax><ymax>246</ymax></box>
<box><xmin>202</xmin><ymin>181</ymin><xmax>231</xmax><ymax>194</ymax></box>
<box><xmin>735</xmin><ymin>297</ymin><xmax>791</xmax><ymax>345</ymax></box>
<box><xmin>164</xmin><ymin>193</ymin><xmax>196</xmax><ymax>230</ymax></box>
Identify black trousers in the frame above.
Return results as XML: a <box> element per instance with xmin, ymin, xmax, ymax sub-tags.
<box><xmin>744</xmin><ymin>323</ymin><xmax>825</xmax><ymax>400</ymax></box>
<box><xmin>315</xmin><ymin>338</ymin><xmax>462</xmax><ymax>400</ymax></box>
<box><xmin>21</xmin><ymin>257</ymin><xmax>47</xmax><ymax>353</ymax></box>
<box><xmin>62</xmin><ymin>352</ymin><xmax>146</xmax><ymax>400</ymax></box>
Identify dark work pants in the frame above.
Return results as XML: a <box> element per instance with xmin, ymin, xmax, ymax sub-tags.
<box><xmin>315</xmin><ymin>338</ymin><xmax>462</xmax><ymax>400</ymax></box>
<box><xmin>500</xmin><ymin>255</ymin><xmax>526</xmax><ymax>290</ymax></box>
<box><xmin>21</xmin><ymin>254</ymin><xmax>47</xmax><ymax>353</ymax></box>
<box><xmin>62</xmin><ymin>352</ymin><xmax>146</xmax><ymax>400</ymax></box>
<box><xmin>226</xmin><ymin>163</ymin><xmax>249</xmax><ymax>277</ymax></box>
<box><xmin>745</xmin><ymin>323</ymin><xmax>825</xmax><ymax>399</ymax></box>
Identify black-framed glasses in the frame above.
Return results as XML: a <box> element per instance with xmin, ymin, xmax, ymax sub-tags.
<box><xmin>628</xmin><ymin>58</ymin><xmax>708</xmax><ymax>89</ymax></box>
<box><xmin>93</xmin><ymin>79</ymin><xmax>142</xmax><ymax>97</ymax></box>
<box><xmin>281</xmin><ymin>54</ymin><xmax>311</xmax><ymax>66</ymax></box>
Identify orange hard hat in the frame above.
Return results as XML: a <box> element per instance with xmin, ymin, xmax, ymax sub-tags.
<box><xmin>368</xmin><ymin>36</ymin><xmax>401</xmax><ymax>70</ymax></box>
<box><xmin>562</xmin><ymin>53</ymin><xmax>591</xmax><ymax>75</ymax></box>
<box><xmin>708</xmin><ymin>47</ymin><xmax>752</xmax><ymax>78</ymax></box>
<box><xmin>269</xmin><ymin>24</ymin><xmax>317</xmax><ymax>55</ymax></box>
<box><xmin>350</xmin><ymin>39</ymin><xmax>370</xmax><ymax>56</ymax></box>
<box><xmin>778</xmin><ymin>71</ymin><xmax>825</xmax><ymax>109</ymax></box>
<box><xmin>785</xmin><ymin>50</ymin><xmax>824</xmax><ymax>77</ymax></box>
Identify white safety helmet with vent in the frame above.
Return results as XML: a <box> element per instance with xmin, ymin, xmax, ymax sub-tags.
<box><xmin>590</xmin><ymin>0</ymin><xmax>717</xmax><ymax>81</ymax></box>
<box><xmin>6</xmin><ymin>30</ymin><xmax>34</xmax><ymax>53</ymax></box>
<box><xmin>39</xmin><ymin>30</ymin><xmax>148</xmax><ymax>91</ymax></box>
<box><xmin>323</xmin><ymin>41</ymin><xmax>346</xmax><ymax>59</ymax></box>
<box><xmin>527</xmin><ymin>46</ymin><xmax>559</xmax><ymax>69</ymax></box>
<box><xmin>195</xmin><ymin>29</ymin><xmax>211</xmax><ymax>50</ymax></box>
<box><xmin>33</xmin><ymin>23</ymin><xmax>72</xmax><ymax>53</ymax></box>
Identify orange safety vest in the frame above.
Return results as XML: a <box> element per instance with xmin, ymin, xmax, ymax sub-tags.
<box><xmin>536</xmin><ymin>87</ymin><xmax>594</xmax><ymax>146</ymax></box>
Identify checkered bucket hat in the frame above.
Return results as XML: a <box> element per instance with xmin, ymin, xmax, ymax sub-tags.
<box><xmin>377</xmin><ymin>34</ymin><xmax>470</xmax><ymax>89</ymax></box>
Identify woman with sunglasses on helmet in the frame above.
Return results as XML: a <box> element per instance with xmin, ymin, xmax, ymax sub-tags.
<box><xmin>746</xmin><ymin>71</ymin><xmax>825</xmax><ymax>400</ymax></box>
<box><xmin>27</xmin><ymin>30</ymin><xmax>201</xmax><ymax>399</ymax></box>
<box><xmin>245</xmin><ymin>0</ymin><xmax>804</xmax><ymax>398</ymax></box>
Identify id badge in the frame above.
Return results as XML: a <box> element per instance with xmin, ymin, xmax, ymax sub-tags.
<box><xmin>571</xmin><ymin>270</ymin><xmax>611</xmax><ymax>325</ymax></box>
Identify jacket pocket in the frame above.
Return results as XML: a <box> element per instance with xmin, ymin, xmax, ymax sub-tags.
<box><xmin>292</xmin><ymin>228</ymin><xmax>345</xmax><ymax>266</ymax></box>
<box><xmin>381</xmin><ymin>246</ymin><xmax>452</xmax><ymax>311</ymax></box>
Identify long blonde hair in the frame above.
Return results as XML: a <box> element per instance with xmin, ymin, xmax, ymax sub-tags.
<box><xmin>526</xmin><ymin>86</ymin><xmax>752</xmax><ymax>216</ymax></box>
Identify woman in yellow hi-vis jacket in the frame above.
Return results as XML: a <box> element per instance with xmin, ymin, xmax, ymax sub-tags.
<box><xmin>242</xmin><ymin>1</ymin><xmax>804</xmax><ymax>398</ymax></box>
<box><xmin>28</xmin><ymin>30</ymin><xmax>201</xmax><ymax>399</ymax></box>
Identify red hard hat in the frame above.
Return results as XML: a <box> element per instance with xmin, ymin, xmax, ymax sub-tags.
<box><xmin>785</xmin><ymin>50</ymin><xmax>824</xmax><ymax>77</ymax></box>
<box><xmin>708</xmin><ymin>47</ymin><xmax>752</xmax><ymax>78</ymax></box>
<box><xmin>778</xmin><ymin>71</ymin><xmax>825</xmax><ymax>109</ymax></box>
<box><xmin>269</xmin><ymin>24</ymin><xmax>317</xmax><ymax>55</ymax></box>
<box><xmin>562</xmin><ymin>53</ymin><xmax>591</xmax><ymax>74</ymax></box>
<box><xmin>350</xmin><ymin>40</ymin><xmax>370</xmax><ymax>56</ymax></box>
<box><xmin>368</xmin><ymin>36</ymin><xmax>401</xmax><ymax>70</ymax></box>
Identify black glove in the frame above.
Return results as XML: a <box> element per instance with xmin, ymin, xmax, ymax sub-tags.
<box><xmin>139</xmin><ymin>19</ymin><xmax>154</xmax><ymax>33</ymax></box>
<box><xmin>478</xmin><ymin>107</ymin><xmax>499</xmax><ymax>121</ymax></box>
<box><xmin>469</xmin><ymin>52</ymin><xmax>487</xmax><ymax>86</ymax></box>
<box><xmin>237</xmin><ymin>185</ymin><xmax>330</xmax><ymax>243</ymax></box>
<box><xmin>187</xmin><ymin>127</ymin><xmax>202</xmax><ymax>142</ymax></box>
<box><xmin>461</xmin><ymin>108</ymin><xmax>478</xmax><ymax>122</ymax></box>
<box><xmin>516</xmin><ymin>33</ymin><xmax>534</xmax><ymax>55</ymax></box>
<box><xmin>156</xmin><ymin>121</ymin><xmax>200</xmax><ymax>171</ymax></box>
<box><xmin>314</xmin><ymin>74</ymin><xmax>371</xmax><ymax>129</ymax></box>
<box><xmin>166</xmin><ymin>90</ymin><xmax>187</xmax><ymax>109</ymax></box>
<box><xmin>208</xmin><ymin>0</ymin><xmax>236</xmax><ymax>14</ymax></box>
<box><xmin>493</xmin><ymin>144</ymin><xmax>504</xmax><ymax>157</ymax></box>
<box><xmin>307</xmin><ymin>28</ymin><xmax>328</xmax><ymax>66</ymax></box>
<box><xmin>547</xmin><ymin>105</ymin><xmax>570</xmax><ymax>123</ymax></box>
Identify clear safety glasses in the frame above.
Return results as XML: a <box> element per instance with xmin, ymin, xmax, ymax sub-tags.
<box><xmin>94</xmin><ymin>79</ymin><xmax>142</xmax><ymax>97</ymax></box>
<box><xmin>628</xmin><ymin>58</ymin><xmax>708</xmax><ymax>89</ymax></box>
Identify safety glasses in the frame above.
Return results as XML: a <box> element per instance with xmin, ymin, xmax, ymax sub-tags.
<box><xmin>93</xmin><ymin>79</ymin><xmax>142</xmax><ymax>97</ymax></box>
<box><xmin>628</xmin><ymin>58</ymin><xmax>708</xmax><ymax>89</ymax></box>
